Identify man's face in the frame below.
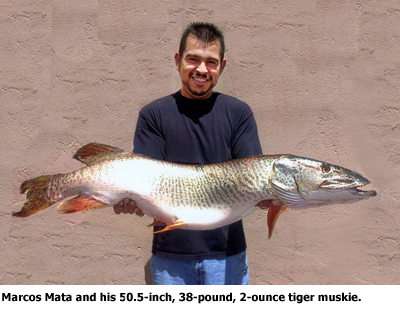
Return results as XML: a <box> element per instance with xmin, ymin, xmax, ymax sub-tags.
<box><xmin>175</xmin><ymin>35</ymin><xmax>226</xmax><ymax>100</ymax></box>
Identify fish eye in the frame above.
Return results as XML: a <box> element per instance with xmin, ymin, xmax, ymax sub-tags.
<box><xmin>321</xmin><ymin>164</ymin><xmax>331</xmax><ymax>174</ymax></box>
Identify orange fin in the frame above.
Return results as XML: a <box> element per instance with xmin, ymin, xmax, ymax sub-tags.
<box><xmin>57</xmin><ymin>194</ymin><xmax>109</xmax><ymax>214</ymax></box>
<box><xmin>148</xmin><ymin>220</ymin><xmax>167</xmax><ymax>227</ymax></box>
<box><xmin>267</xmin><ymin>203</ymin><xmax>289</xmax><ymax>239</ymax></box>
<box><xmin>152</xmin><ymin>221</ymin><xmax>186</xmax><ymax>234</ymax></box>
<box><xmin>73</xmin><ymin>143</ymin><xmax>124</xmax><ymax>165</ymax></box>
<box><xmin>13</xmin><ymin>175</ymin><xmax>55</xmax><ymax>217</ymax></box>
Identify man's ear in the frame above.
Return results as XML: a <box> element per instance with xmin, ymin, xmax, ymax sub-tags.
<box><xmin>174</xmin><ymin>52</ymin><xmax>181</xmax><ymax>71</ymax></box>
<box><xmin>220</xmin><ymin>58</ymin><xmax>227</xmax><ymax>75</ymax></box>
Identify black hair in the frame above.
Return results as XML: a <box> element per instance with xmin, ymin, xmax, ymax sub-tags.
<box><xmin>178</xmin><ymin>22</ymin><xmax>225</xmax><ymax>61</ymax></box>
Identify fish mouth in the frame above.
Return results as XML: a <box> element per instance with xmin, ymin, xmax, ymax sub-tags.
<box><xmin>319</xmin><ymin>179</ymin><xmax>377</xmax><ymax>197</ymax></box>
<box><xmin>319</xmin><ymin>175</ymin><xmax>369</xmax><ymax>189</ymax></box>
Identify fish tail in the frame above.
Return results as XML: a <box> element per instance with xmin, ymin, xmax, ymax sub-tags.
<box><xmin>13</xmin><ymin>175</ymin><xmax>56</xmax><ymax>217</ymax></box>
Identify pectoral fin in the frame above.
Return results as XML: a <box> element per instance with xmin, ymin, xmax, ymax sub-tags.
<box><xmin>267</xmin><ymin>203</ymin><xmax>289</xmax><ymax>239</ymax></box>
<box><xmin>148</xmin><ymin>220</ymin><xmax>167</xmax><ymax>227</ymax></box>
<box><xmin>57</xmin><ymin>194</ymin><xmax>109</xmax><ymax>213</ymax></box>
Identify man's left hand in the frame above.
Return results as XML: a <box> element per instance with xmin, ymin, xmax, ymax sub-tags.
<box><xmin>256</xmin><ymin>200</ymin><xmax>272</xmax><ymax>210</ymax></box>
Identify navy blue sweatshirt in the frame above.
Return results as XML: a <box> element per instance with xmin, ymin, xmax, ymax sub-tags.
<box><xmin>133</xmin><ymin>90</ymin><xmax>262</xmax><ymax>260</ymax></box>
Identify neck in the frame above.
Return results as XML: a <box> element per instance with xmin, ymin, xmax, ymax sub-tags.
<box><xmin>180</xmin><ymin>88</ymin><xmax>214</xmax><ymax>100</ymax></box>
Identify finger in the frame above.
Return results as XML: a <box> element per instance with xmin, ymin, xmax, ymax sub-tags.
<box><xmin>127</xmin><ymin>199</ymin><xmax>137</xmax><ymax>214</ymax></box>
<box><xmin>120</xmin><ymin>198</ymin><xmax>132</xmax><ymax>213</ymax></box>
<box><xmin>114</xmin><ymin>199</ymin><xmax>127</xmax><ymax>214</ymax></box>
<box><xmin>113</xmin><ymin>203</ymin><xmax>122</xmax><ymax>214</ymax></box>
<box><xmin>134</xmin><ymin>207</ymin><xmax>144</xmax><ymax>217</ymax></box>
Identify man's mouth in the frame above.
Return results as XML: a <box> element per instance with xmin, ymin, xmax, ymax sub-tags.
<box><xmin>194</xmin><ymin>77</ymin><xmax>207</xmax><ymax>83</ymax></box>
<box><xmin>191</xmin><ymin>73</ymin><xmax>211</xmax><ymax>84</ymax></box>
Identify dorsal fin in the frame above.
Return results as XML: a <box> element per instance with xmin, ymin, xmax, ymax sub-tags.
<box><xmin>73</xmin><ymin>143</ymin><xmax>125</xmax><ymax>165</ymax></box>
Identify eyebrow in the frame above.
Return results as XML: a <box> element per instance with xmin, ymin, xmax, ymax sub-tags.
<box><xmin>185</xmin><ymin>54</ymin><xmax>219</xmax><ymax>63</ymax></box>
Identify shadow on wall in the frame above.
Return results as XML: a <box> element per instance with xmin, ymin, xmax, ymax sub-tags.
<box><xmin>144</xmin><ymin>258</ymin><xmax>152</xmax><ymax>285</ymax></box>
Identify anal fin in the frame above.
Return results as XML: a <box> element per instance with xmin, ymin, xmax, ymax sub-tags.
<box><xmin>267</xmin><ymin>203</ymin><xmax>289</xmax><ymax>239</ymax></box>
<box><xmin>57</xmin><ymin>194</ymin><xmax>109</xmax><ymax>214</ymax></box>
<box><xmin>152</xmin><ymin>221</ymin><xmax>186</xmax><ymax>234</ymax></box>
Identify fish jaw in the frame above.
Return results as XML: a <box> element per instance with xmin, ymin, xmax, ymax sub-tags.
<box><xmin>269</xmin><ymin>156</ymin><xmax>377</xmax><ymax>209</ymax></box>
<box><xmin>289</xmin><ymin>187</ymin><xmax>377</xmax><ymax>209</ymax></box>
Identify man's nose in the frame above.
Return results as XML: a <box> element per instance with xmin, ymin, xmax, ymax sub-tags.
<box><xmin>196</xmin><ymin>61</ymin><xmax>207</xmax><ymax>73</ymax></box>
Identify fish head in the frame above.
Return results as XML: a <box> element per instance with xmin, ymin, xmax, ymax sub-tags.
<box><xmin>269</xmin><ymin>155</ymin><xmax>377</xmax><ymax>209</ymax></box>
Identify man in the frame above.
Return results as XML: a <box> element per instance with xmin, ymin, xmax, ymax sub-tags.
<box><xmin>114</xmin><ymin>22</ymin><xmax>270</xmax><ymax>285</ymax></box>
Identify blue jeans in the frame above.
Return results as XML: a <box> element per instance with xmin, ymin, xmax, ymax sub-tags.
<box><xmin>150</xmin><ymin>251</ymin><xmax>249</xmax><ymax>285</ymax></box>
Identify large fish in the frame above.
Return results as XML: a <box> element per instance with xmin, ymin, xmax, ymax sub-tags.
<box><xmin>14</xmin><ymin>143</ymin><xmax>377</xmax><ymax>238</ymax></box>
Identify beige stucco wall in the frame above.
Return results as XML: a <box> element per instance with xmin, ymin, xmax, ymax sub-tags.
<box><xmin>1</xmin><ymin>0</ymin><xmax>399</xmax><ymax>285</ymax></box>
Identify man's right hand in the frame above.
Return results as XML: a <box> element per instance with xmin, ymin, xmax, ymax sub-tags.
<box><xmin>113</xmin><ymin>198</ymin><xmax>144</xmax><ymax>216</ymax></box>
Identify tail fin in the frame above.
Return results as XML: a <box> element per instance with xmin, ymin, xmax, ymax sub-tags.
<box><xmin>13</xmin><ymin>175</ymin><xmax>55</xmax><ymax>217</ymax></box>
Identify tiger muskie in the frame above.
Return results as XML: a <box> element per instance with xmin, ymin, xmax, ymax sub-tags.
<box><xmin>14</xmin><ymin>143</ymin><xmax>377</xmax><ymax>238</ymax></box>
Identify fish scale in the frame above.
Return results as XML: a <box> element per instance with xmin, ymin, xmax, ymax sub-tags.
<box><xmin>14</xmin><ymin>143</ymin><xmax>376</xmax><ymax>238</ymax></box>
